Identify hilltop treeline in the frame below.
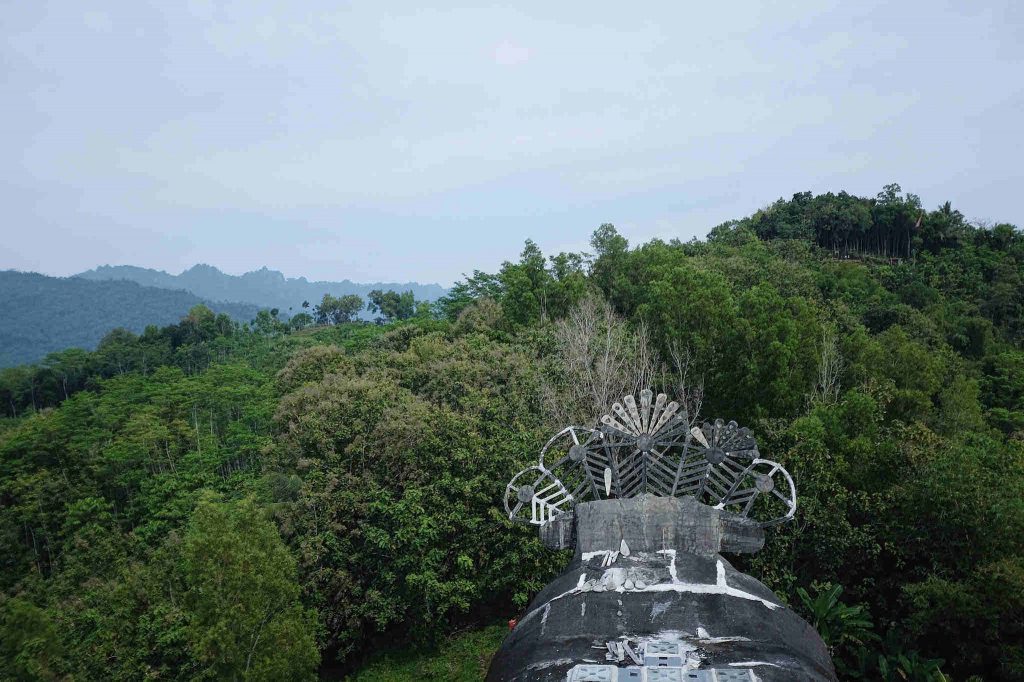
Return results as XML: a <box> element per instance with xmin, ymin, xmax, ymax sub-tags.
<box><xmin>732</xmin><ymin>182</ymin><xmax>1019</xmax><ymax>262</ymax></box>
<box><xmin>1</xmin><ymin>186</ymin><xmax>1022</xmax><ymax>681</ymax></box>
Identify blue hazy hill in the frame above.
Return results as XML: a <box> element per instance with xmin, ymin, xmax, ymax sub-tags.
<box><xmin>76</xmin><ymin>264</ymin><xmax>448</xmax><ymax>318</ymax></box>
<box><xmin>0</xmin><ymin>271</ymin><xmax>262</xmax><ymax>367</ymax></box>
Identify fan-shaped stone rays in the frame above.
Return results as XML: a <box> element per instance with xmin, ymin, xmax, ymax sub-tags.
<box><xmin>503</xmin><ymin>392</ymin><xmax>797</xmax><ymax>528</ymax></box>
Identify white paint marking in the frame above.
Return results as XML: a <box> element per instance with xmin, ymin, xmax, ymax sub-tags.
<box><xmin>657</xmin><ymin>549</ymin><xmax>680</xmax><ymax>583</ymax></box>
<box><xmin>516</xmin><ymin>552</ymin><xmax>779</xmax><ymax>632</ymax></box>
<box><xmin>638</xmin><ymin>555</ymin><xmax>779</xmax><ymax>609</ymax></box>
<box><xmin>650</xmin><ymin>600</ymin><xmax>672</xmax><ymax>622</ymax></box>
<box><xmin>730</xmin><ymin>661</ymin><xmax>781</xmax><ymax>668</ymax></box>
<box><xmin>696</xmin><ymin>625</ymin><xmax>751</xmax><ymax>644</ymax></box>
<box><xmin>526</xmin><ymin>657</ymin><xmax>574</xmax><ymax>670</ymax></box>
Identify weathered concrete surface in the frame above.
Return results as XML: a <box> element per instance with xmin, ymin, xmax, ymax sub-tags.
<box><xmin>539</xmin><ymin>495</ymin><xmax>764</xmax><ymax>555</ymax></box>
<box><xmin>488</xmin><ymin>496</ymin><xmax>836</xmax><ymax>681</ymax></box>
<box><xmin>573</xmin><ymin>495</ymin><xmax>765</xmax><ymax>557</ymax></box>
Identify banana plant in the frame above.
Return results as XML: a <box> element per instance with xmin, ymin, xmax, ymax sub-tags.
<box><xmin>796</xmin><ymin>582</ymin><xmax>877</xmax><ymax>652</ymax></box>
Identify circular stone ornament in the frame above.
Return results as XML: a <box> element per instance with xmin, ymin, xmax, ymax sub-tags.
<box><xmin>705</xmin><ymin>446</ymin><xmax>726</xmax><ymax>465</ymax></box>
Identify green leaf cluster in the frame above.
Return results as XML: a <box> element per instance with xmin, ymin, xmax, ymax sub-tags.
<box><xmin>1</xmin><ymin>185</ymin><xmax>1022</xmax><ymax>680</ymax></box>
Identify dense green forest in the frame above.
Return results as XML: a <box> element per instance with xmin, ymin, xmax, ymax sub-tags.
<box><xmin>1</xmin><ymin>185</ymin><xmax>1022</xmax><ymax>681</ymax></box>
<box><xmin>0</xmin><ymin>272</ymin><xmax>262</xmax><ymax>367</ymax></box>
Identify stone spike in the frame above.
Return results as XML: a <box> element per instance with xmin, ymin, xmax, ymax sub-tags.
<box><xmin>623</xmin><ymin>394</ymin><xmax>643</xmax><ymax>433</ymax></box>
<box><xmin>612</xmin><ymin>403</ymin><xmax>637</xmax><ymax>434</ymax></box>
<box><xmin>601</xmin><ymin>414</ymin><xmax>630</xmax><ymax>435</ymax></box>
<box><xmin>650</xmin><ymin>393</ymin><xmax>667</xmax><ymax>431</ymax></box>
<box><xmin>652</xmin><ymin>401</ymin><xmax>680</xmax><ymax>433</ymax></box>
<box><xmin>639</xmin><ymin>389</ymin><xmax>653</xmax><ymax>432</ymax></box>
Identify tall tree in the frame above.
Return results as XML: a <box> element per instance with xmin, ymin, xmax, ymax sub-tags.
<box><xmin>366</xmin><ymin>289</ymin><xmax>415</xmax><ymax>323</ymax></box>
<box><xmin>334</xmin><ymin>294</ymin><xmax>364</xmax><ymax>323</ymax></box>
<box><xmin>181</xmin><ymin>495</ymin><xmax>319</xmax><ymax>681</ymax></box>
<box><xmin>314</xmin><ymin>293</ymin><xmax>365</xmax><ymax>325</ymax></box>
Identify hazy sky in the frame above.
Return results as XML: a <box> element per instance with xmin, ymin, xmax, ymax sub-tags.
<box><xmin>2</xmin><ymin>1</ymin><xmax>1021</xmax><ymax>285</ymax></box>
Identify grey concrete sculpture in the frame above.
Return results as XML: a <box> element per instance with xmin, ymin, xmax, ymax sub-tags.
<box><xmin>503</xmin><ymin>390</ymin><xmax>797</xmax><ymax>529</ymax></box>
<box><xmin>490</xmin><ymin>392</ymin><xmax>836</xmax><ymax>682</ymax></box>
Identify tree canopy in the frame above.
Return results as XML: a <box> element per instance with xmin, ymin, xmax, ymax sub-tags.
<box><xmin>1</xmin><ymin>185</ymin><xmax>1022</xmax><ymax>681</ymax></box>
<box><xmin>314</xmin><ymin>293</ymin><xmax>364</xmax><ymax>325</ymax></box>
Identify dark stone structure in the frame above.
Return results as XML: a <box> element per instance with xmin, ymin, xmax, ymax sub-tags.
<box><xmin>487</xmin><ymin>495</ymin><xmax>837</xmax><ymax>681</ymax></box>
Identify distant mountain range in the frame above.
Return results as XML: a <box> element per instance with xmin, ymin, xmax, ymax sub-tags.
<box><xmin>76</xmin><ymin>264</ymin><xmax>448</xmax><ymax>317</ymax></box>
<box><xmin>1</xmin><ymin>265</ymin><xmax>448</xmax><ymax>367</ymax></box>
<box><xmin>0</xmin><ymin>271</ymin><xmax>262</xmax><ymax>367</ymax></box>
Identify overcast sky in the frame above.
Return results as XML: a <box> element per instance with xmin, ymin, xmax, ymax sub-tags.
<box><xmin>2</xmin><ymin>1</ymin><xmax>1021</xmax><ymax>285</ymax></box>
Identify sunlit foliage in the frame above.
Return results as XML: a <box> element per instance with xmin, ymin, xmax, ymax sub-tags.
<box><xmin>1</xmin><ymin>186</ymin><xmax>1021</xmax><ymax>680</ymax></box>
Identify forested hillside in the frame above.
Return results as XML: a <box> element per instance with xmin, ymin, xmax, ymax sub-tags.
<box><xmin>1</xmin><ymin>186</ymin><xmax>1022</xmax><ymax>681</ymax></box>
<box><xmin>0</xmin><ymin>272</ymin><xmax>262</xmax><ymax>367</ymax></box>
<box><xmin>76</xmin><ymin>264</ymin><xmax>447</xmax><ymax>319</ymax></box>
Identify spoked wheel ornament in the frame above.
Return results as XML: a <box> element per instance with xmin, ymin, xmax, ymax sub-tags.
<box><xmin>538</xmin><ymin>426</ymin><xmax>604</xmax><ymax>503</ymax></box>
<box><xmin>718</xmin><ymin>459</ymin><xmax>797</xmax><ymax>526</ymax></box>
<box><xmin>503</xmin><ymin>466</ymin><xmax>573</xmax><ymax>525</ymax></box>
<box><xmin>503</xmin><ymin>390</ymin><xmax>797</xmax><ymax>528</ymax></box>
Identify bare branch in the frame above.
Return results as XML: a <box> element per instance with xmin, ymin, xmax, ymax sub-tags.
<box><xmin>667</xmin><ymin>339</ymin><xmax>704</xmax><ymax>424</ymax></box>
<box><xmin>809</xmin><ymin>326</ymin><xmax>843</xmax><ymax>407</ymax></box>
<box><xmin>545</xmin><ymin>294</ymin><xmax>659</xmax><ymax>426</ymax></box>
